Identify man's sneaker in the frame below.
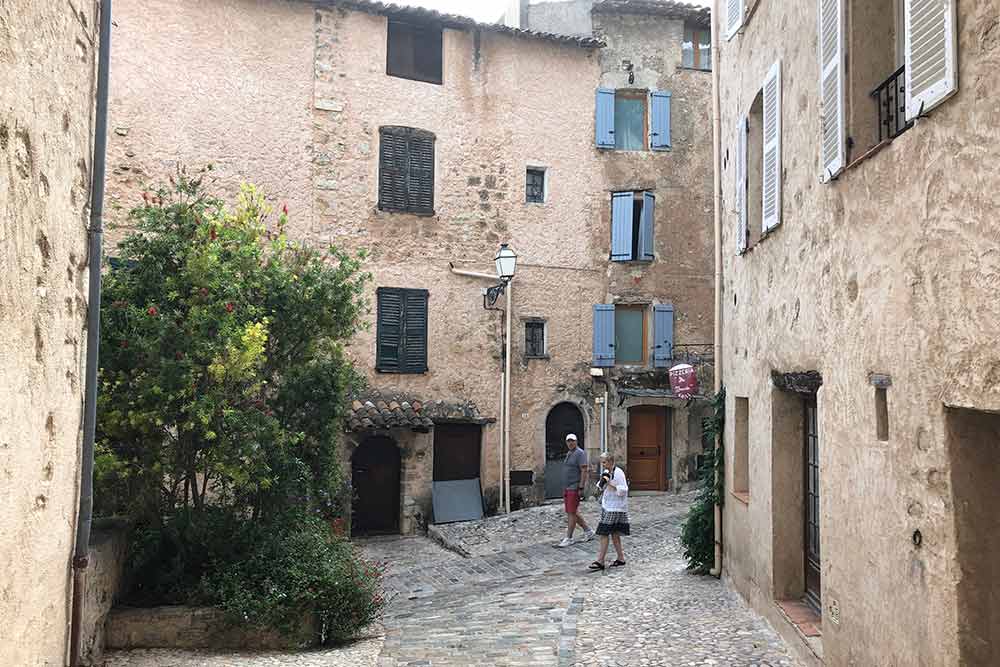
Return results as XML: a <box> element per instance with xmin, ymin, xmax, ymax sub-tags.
<box><xmin>556</xmin><ymin>537</ymin><xmax>573</xmax><ymax>548</ymax></box>
<box><xmin>583</xmin><ymin>529</ymin><xmax>596</xmax><ymax>542</ymax></box>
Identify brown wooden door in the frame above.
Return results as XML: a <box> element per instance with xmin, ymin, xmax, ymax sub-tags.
<box><xmin>804</xmin><ymin>397</ymin><xmax>821</xmax><ymax>611</ymax></box>
<box><xmin>433</xmin><ymin>423</ymin><xmax>482</xmax><ymax>481</ymax></box>
<box><xmin>352</xmin><ymin>436</ymin><xmax>400</xmax><ymax>535</ymax></box>
<box><xmin>627</xmin><ymin>406</ymin><xmax>669</xmax><ymax>491</ymax></box>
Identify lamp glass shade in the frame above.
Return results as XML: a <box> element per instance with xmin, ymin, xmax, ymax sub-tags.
<box><xmin>495</xmin><ymin>243</ymin><xmax>517</xmax><ymax>281</ymax></box>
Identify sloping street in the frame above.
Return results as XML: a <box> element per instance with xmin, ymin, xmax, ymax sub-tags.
<box><xmin>106</xmin><ymin>493</ymin><xmax>800</xmax><ymax>667</ymax></box>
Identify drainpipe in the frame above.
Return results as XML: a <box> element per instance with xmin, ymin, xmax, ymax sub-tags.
<box><xmin>449</xmin><ymin>263</ymin><xmax>511</xmax><ymax>513</ymax></box>
<box><xmin>709</xmin><ymin>0</ymin><xmax>724</xmax><ymax>579</ymax></box>
<box><xmin>70</xmin><ymin>0</ymin><xmax>111</xmax><ymax>664</ymax></box>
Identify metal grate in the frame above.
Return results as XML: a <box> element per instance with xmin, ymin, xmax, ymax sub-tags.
<box><xmin>871</xmin><ymin>66</ymin><xmax>913</xmax><ymax>143</ymax></box>
<box><xmin>525</xmin><ymin>320</ymin><xmax>545</xmax><ymax>357</ymax></box>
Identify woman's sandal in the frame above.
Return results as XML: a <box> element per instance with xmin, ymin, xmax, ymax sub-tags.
<box><xmin>588</xmin><ymin>561</ymin><xmax>605</xmax><ymax>571</ymax></box>
<box><xmin>610</xmin><ymin>559</ymin><xmax>626</xmax><ymax>567</ymax></box>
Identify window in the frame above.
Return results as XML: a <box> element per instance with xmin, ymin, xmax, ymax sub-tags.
<box><xmin>386</xmin><ymin>19</ymin><xmax>442</xmax><ymax>84</ymax></box>
<box><xmin>378</xmin><ymin>126</ymin><xmax>435</xmax><ymax>215</ymax></box>
<box><xmin>525</xmin><ymin>167</ymin><xmax>546</xmax><ymax>204</ymax></box>
<box><xmin>724</xmin><ymin>0</ymin><xmax>745</xmax><ymax>40</ymax></box>
<box><xmin>591</xmin><ymin>303</ymin><xmax>673</xmax><ymax>368</ymax></box>
<box><xmin>610</xmin><ymin>191</ymin><xmax>655</xmax><ymax>262</ymax></box>
<box><xmin>682</xmin><ymin>25</ymin><xmax>712</xmax><ymax>71</ymax></box>
<box><xmin>595</xmin><ymin>89</ymin><xmax>671</xmax><ymax>151</ymax></box>
<box><xmin>614</xmin><ymin>305</ymin><xmax>646</xmax><ymax>365</ymax></box>
<box><xmin>875</xmin><ymin>388</ymin><xmax>889</xmax><ymax>441</ymax></box>
<box><xmin>524</xmin><ymin>320</ymin><xmax>546</xmax><ymax>358</ymax></box>
<box><xmin>376</xmin><ymin>287</ymin><xmax>428</xmax><ymax>373</ymax></box>
<box><xmin>735</xmin><ymin>60</ymin><xmax>781</xmax><ymax>253</ymax></box>
<box><xmin>733</xmin><ymin>397</ymin><xmax>749</xmax><ymax>500</ymax></box>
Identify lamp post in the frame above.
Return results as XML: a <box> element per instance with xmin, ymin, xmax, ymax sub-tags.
<box><xmin>494</xmin><ymin>244</ymin><xmax>516</xmax><ymax>514</ymax></box>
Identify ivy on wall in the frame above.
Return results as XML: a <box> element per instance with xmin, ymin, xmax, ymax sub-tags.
<box><xmin>681</xmin><ymin>386</ymin><xmax>725</xmax><ymax>573</ymax></box>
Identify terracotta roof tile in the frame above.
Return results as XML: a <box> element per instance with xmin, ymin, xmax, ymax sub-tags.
<box><xmin>593</xmin><ymin>0</ymin><xmax>711</xmax><ymax>26</ymax></box>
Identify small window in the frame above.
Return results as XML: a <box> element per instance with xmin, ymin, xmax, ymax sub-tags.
<box><xmin>614</xmin><ymin>305</ymin><xmax>646</xmax><ymax>365</ymax></box>
<box><xmin>614</xmin><ymin>92</ymin><xmax>647</xmax><ymax>151</ymax></box>
<box><xmin>525</xmin><ymin>320</ymin><xmax>546</xmax><ymax>358</ymax></box>
<box><xmin>526</xmin><ymin>168</ymin><xmax>546</xmax><ymax>204</ymax></box>
<box><xmin>386</xmin><ymin>19</ymin><xmax>443</xmax><ymax>85</ymax></box>
<box><xmin>376</xmin><ymin>287</ymin><xmax>428</xmax><ymax>374</ymax></box>
<box><xmin>682</xmin><ymin>25</ymin><xmax>712</xmax><ymax>71</ymax></box>
<box><xmin>875</xmin><ymin>388</ymin><xmax>889</xmax><ymax>441</ymax></box>
<box><xmin>378</xmin><ymin>126</ymin><xmax>435</xmax><ymax>215</ymax></box>
<box><xmin>733</xmin><ymin>397</ymin><xmax>749</xmax><ymax>499</ymax></box>
<box><xmin>610</xmin><ymin>191</ymin><xmax>655</xmax><ymax>262</ymax></box>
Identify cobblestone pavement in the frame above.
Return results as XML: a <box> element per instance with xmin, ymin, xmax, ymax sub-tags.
<box><xmin>104</xmin><ymin>493</ymin><xmax>801</xmax><ymax>667</ymax></box>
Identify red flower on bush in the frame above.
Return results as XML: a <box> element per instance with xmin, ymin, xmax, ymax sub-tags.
<box><xmin>147</xmin><ymin>306</ymin><xmax>158</xmax><ymax>317</ymax></box>
<box><xmin>210</xmin><ymin>228</ymin><xmax>218</xmax><ymax>241</ymax></box>
<box><xmin>225</xmin><ymin>302</ymin><xmax>234</xmax><ymax>313</ymax></box>
<box><xmin>199</xmin><ymin>287</ymin><xmax>209</xmax><ymax>297</ymax></box>
<box><xmin>282</xmin><ymin>204</ymin><xmax>288</xmax><ymax>216</ymax></box>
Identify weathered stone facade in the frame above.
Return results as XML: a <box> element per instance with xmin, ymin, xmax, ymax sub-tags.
<box><xmin>717</xmin><ymin>0</ymin><xmax>1000</xmax><ymax>664</ymax></box>
<box><xmin>106</xmin><ymin>0</ymin><xmax>715</xmax><ymax>533</ymax></box>
<box><xmin>0</xmin><ymin>1</ymin><xmax>97</xmax><ymax>664</ymax></box>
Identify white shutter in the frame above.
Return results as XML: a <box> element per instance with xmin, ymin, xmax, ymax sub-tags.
<box><xmin>725</xmin><ymin>0</ymin><xmax>744</xmax><ymax>41</ymax></box>
<box><xmin>904</xmin><ymin>0</ymin><xmax>958</xmax><ymax>119</ymax></box>
<box><xmin>762</xmin><ymin>61</ymin><xmax>781</xmax><ymax>233</ymax></box>
<box><xmin>736</xmin><ymin>116</ymin><xmax>748</xmax><ymax>255</ymax></box>
<box><xmin>818</xmin><ymin>0</ymin><xmax>845</xmax><ymax>181</ymax></box>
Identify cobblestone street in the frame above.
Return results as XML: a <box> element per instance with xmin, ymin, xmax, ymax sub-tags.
<box><xmin>105</xmin><ymin>493</ymin><xmax>799</xmax><ymax>667</ymax></box>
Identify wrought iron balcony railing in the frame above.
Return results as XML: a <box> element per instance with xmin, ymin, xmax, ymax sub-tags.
<box><xmin>871</xmin><ymin>65</ymin><xmax>913</xmax><ymax>143</ymax></box>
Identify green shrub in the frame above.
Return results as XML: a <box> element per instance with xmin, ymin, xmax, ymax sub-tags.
<box><xmin>681</xmin><ymin>387</ymin><xmax>725</xmax><ymax>573</ymax></box>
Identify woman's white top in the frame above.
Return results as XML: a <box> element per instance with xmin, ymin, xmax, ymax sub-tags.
<box><xmin>600</xmin><ymin>466</ymin><xmax>629</xmax><ymax>513</ymax></box>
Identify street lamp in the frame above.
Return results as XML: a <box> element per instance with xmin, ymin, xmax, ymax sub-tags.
<box><xmin>486</xmin><ymin>243</ymin><xmax>517</xmax><ymax>309</ymax></box>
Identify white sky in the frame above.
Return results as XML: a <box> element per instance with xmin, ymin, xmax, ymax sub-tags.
<box><xmin>392</xmin><ymin>0</ymin><xmax>711</xmax><ymax>24</ymax></box>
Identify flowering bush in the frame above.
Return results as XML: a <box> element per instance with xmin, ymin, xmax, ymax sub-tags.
<box><xmin>95</xmin><ymin>169</ymin><xmax>379</xmax><ymax>642</ymax></box>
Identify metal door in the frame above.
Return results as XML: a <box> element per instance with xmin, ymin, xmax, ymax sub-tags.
<box><xmin>804</xmin><ymin>398</ymin><xmax>821</xmax><ymax>610</ymax></box>
<box><xmin>352</xmin><ymin>436</ymin><xmax>401</xmax><ymax>535</ymax></box>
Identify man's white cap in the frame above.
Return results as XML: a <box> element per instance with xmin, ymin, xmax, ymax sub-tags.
<box><xmin>565</xmin><ymin>433</ymin><xmax>578</xmax><ymax>441</ymax></box>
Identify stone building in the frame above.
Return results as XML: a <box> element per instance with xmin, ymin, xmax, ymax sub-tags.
<box><xmin>106</xmin><ymin>0</ymin><xmax>715</xmax><ymax>536</ymax></box>
<box><xmin>0</xmin><ymin>2</ymin><xmax>99</xmax><ymax>665</ymax></box>
<box><xmin>716</xmin><ymin>0</ymin><xmax>1000</xmax><ymax>664</ymax></box>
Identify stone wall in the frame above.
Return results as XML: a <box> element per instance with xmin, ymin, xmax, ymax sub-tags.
<box><xmin>80</xmin><ymin>520</ymin><xmax>129</xmax><ymax>666</ymax></box>
<box><xmin>0</xmin><ymin>1</ymin><xmax>97</xmax><ymax>664</ymax></box>
<box><xmin>717</xmin><ymin>0</ymin><xmax>1000</xmax><ymax>664</ymax></box>
<box><xmin>526</xmin><ymin>0</ymin><xmax>595</xmax><ymax>37</ymax></box>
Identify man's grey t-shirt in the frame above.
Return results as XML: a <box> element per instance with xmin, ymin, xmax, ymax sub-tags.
<box><xmin>564</xmin><ymin>447</ymin><xmax>587</xmax><ymax>490</ymax></box>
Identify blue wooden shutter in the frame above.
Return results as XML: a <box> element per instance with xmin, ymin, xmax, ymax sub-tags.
<box><xmin>376</xmin><ymin>287</ymin><xmax>403</xmax><ymax>372</ymax></box>
<box><xmin>595</xmin><ymin>88</ymin><xmax>615</xmax><ymax>149</ymax></box>
<box><xmin>650</xmin><ymin>91</ymin><xmax>671</xmax><ymax>150</ymax></box>
<box><xmin>652</xmin><ymin>303</ymin><xmax>674</xmax><ymax>368</ymax></box>
<box><xmin>611</xmin><ymin>191</ymin><xmax>634</xmax><ymax>261</ymax></box>
<box><xmin>402</xmin><ymin>288</ymin><xmax>429</xmax><ymax>373</ymax></box>
<box><xmin>639</xmin><ymin>191</ymin><xmax>655</xmax><ymax>260</ymax></box>
<box><xmin>592</xmin><ymin>304</ymin><xmax>615</xmax><ymax>367</ymax></box>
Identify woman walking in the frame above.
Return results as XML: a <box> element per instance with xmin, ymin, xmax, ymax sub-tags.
<box><xmin>589</xmin><ymin>452</ymin><xmax>629</xmax><ymax>571</ymax></box>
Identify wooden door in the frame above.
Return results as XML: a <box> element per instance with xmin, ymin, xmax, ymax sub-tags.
<box><xmin>433</xmin><ymin>423</ymin><xmax>482</xmax><ymax>481</ymax></box>
<box><xmin>804</xmin><ymin>397</ymin><xmax>821</xmax><ymax>610</ymax></box>
<box><xmin>352</xmin><ymin>436</ymin><xmax>400</xmax><ymax>535</ymax></box>
<box><xmin>627</xmin><ymin>406</ymin><xmax>669</xmax><ymax>491</ymax></box>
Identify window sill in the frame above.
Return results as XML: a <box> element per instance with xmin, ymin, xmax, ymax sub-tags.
<box><xmin>375</xmin><ymin>368</ymin><xmax>428</xmax><ymax>375</ymax></box>
<box><xmin>386</xmin><ymin>71</ymin><xmax>443</xmax><ymax>86</ymax></box>
<box><xmin>611</xmin><ymin>258</ymin><xmax>655</xmax><ymax>264</ymax></box>
<box><xmin>376</xmin><ymin>206</ymin><xmax>436</xmax><ymax>218</ymax></box>
<box><xmin>525</xmin><ymin>200</ymin><xmax>546</xmax><ymax>206</ymax></box>
<box><xmin>676</xmin><ymin>66</ymin><xmax>712</xmax><ymax>73</ymax></box>
<box><xmin>730</xmin><ymin>490</ymin><xmax>750</xmax><ymax>505</ymax></box>
<box><xmin>524</xmin><ymin>354</ymin><xmax>550</xmax><ymax>361</ymax></box>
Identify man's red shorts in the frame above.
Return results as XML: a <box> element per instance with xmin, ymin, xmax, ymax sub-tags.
<box><xmin>563</xmin><ymin>489</ymin><xmax>580</xmax><ymax>514</ymax></box>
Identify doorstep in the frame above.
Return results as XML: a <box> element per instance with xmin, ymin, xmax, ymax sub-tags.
<box><xmin>776</xmin><ymin>599</ymin><xmax>823</xmax><ymax>660</ymax></box>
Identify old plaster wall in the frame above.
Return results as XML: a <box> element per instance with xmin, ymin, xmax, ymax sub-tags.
<box><xmin>718</xmin><ymin>0</ymin><xmax>1000</xmax><ymax>664</ymax></box>
<box><xmin>526</xmin><ymin>0</ymin><xmax>595</xmax><ymax>37</ymax></box>
<box><xmin>0</xmin><ymin>1</ymin><xmax>96</xmax><ymax>664</ymax></box>
<box><xmin>105</xmin><ymin>0</ymin><xmax>316</xmax><ymax>240</ymax></box>
<box><xmin>312</xmin><ymin>6</ymin><xmax>609</xmax><ymax>498</ymax></box>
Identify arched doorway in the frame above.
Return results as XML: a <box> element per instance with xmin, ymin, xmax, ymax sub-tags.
<box><xmin>352</xmin><ymin>436</ymin><xmax>401</xmax><ymax>535</ymax></box>
<box><xmin>544</xmin><ymin>403</ymin><xmax>585</xmax><ymax>499</ymax></box>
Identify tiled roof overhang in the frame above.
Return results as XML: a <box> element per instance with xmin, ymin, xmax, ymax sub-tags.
<box><xmin>592</xmin><ymin>0</ymin><xmax>711</xmax><ymax>27</ymax></box>
<box><xmin>326</xmin><ymin>0</ymin><xmax>606</xmax><ymax>48</ymax></box>
<box><xmin>346</xmin><ymin>391</ymin><xmax>493</xmax><ymax>433</ymax></box>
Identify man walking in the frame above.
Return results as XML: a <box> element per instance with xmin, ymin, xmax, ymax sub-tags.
<box><xmin>556</xmin><ymin>433</ymin><xmax>594</xmax><ymax>547</ymax></box>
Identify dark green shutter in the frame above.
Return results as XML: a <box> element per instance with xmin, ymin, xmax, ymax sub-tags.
<box><xmin>402</xmin><ymin>289</ymin><xmax>428</xmax><ymax>373</ymax></box>
<box><xmin>378</xmin><ymin>126</ymin><xmax>435</xmax><ymax>215</ymax></box>
<box><xmin>376</xmin><ymin>286</ymin><xmax>428</xmax><ymax>374</ymax></box>
<box><xmin>407</xmin><ymin>135</ymin><xmax>434</xmax><ymax>215</ymax></box>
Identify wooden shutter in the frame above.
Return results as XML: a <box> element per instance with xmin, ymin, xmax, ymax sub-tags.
<box><xmin>402</xmin><ymin>288</ymin><xmax>428</xmax><ymax>373</ymax></box>
<box><xmin>407</xmin><ymin>134</ymin><xmax>434</xmax><ymax>215</ymax></box>
<box><xmin>610</xmin><ymin>192</ymin><xmax>634</xmax><ymax>261</ymax></box>
<box><xmin>376</xmin><ymin>287</ymin><xmax>403</xmax><ymax>372</ymax></box>
<box><xmin>649</xmin><ymin>91</ymin><xmax>671</xmax><ymax>151</ymax></box>
<box><xmin>595</xmin><ymin>88</ymin><xmax>616</xmax><ymax>149</ymax></box>
<box><xmin>592</xmin><ymin>304</ymin><xmax>615</xmax><ymax>367</ymax></box>
<box><xmin>904</xmin><ymin>0</ymin><xmax>958</xmax><ymax>119</ymax></box>
<box><xmin>378</xmin><ymin>131</ymin><xmax>409</xmax><ymax>213</ymax></box>
<box><xmin>736</xmin><ymin>116</ymin><xmax>748</xmax><ymax>254</ymax></box>
<box><xmin>725</xmin><ymin>0</ymin><xmax>744</xmax><ymax>40</ymax></box>
<box><xmin>762</xmin><ymin>61</ymin><xmax>782</xmax><ymax>233</ymax></box>
<box><xmin>638</xmin><ymin>191</ymin><xmax>655</xmax><ymax>260</ymax></box>
<box><xmin>652</xmin><ymin>303</ymin><xmax>675</xmax><ymax>368</ymax></box>
<box><xmin>819</xmin><ymin>0</ymin><xmax>845</xmax><ymax>180</ymax></box>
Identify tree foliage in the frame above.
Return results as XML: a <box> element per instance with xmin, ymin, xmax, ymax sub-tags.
<box><xmin>95</xmin><ymin>171</ymin><xmax>383</xmax><ymax>642</ymax></box>
<box><xmin>681</xmin><ymin>387</ymin><xmax>725</xmax><ymax>573</ymax></box>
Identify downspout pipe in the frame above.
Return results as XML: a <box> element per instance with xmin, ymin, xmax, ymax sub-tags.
<box><xmin>709</xmin><ymin>0</ymin><xmax>724</xmax><ymax>579</ymax></box>
<box><xmin>70</xmin><ymin>0</ymin><xmax>111</xmax><ymax>663</ymax></box>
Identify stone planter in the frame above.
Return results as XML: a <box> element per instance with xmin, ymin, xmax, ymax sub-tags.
<box><xmin>105</xmin><ymin>605</ymin><xmax>317</xmax><ymax>650</ymax></box>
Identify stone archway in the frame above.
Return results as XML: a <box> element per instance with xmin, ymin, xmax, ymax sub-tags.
<box><xmin>351</xmin><ymin>435</ymin><xmax>401</xmax><ymax>535</ymax></box>
<box><xmin>544</xmin><ymin>402</ymin><xmax>585</xmax><ymax>499</ymax></box>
